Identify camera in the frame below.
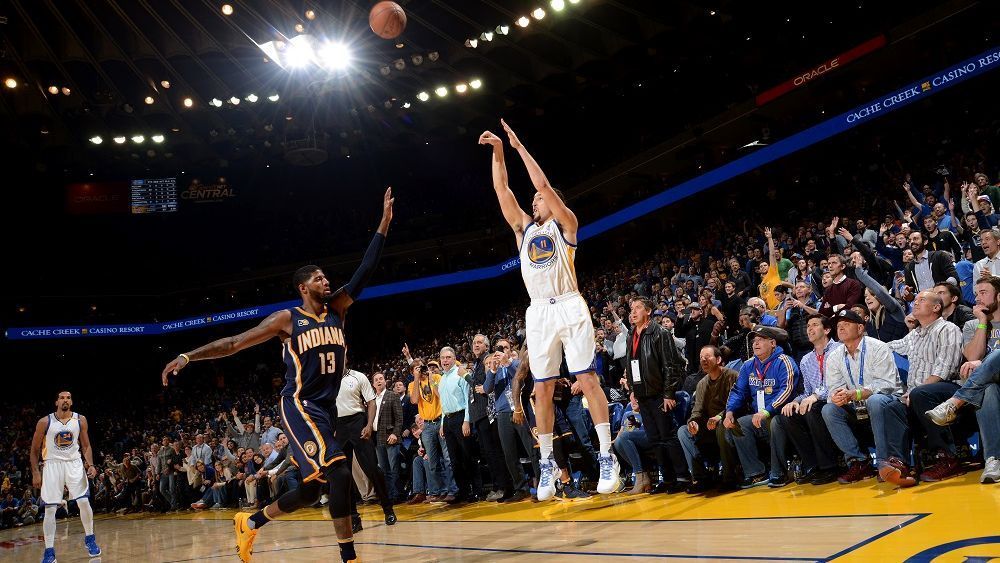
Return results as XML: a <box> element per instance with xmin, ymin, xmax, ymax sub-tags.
<box><xmin>936</xmin><ymin>165</ymin><xmax>950</xmax><ymax>176</ymax></box>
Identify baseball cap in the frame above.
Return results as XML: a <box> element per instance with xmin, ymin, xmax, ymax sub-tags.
<box><xmin>750</xmin><ymin>325</ymin><xmax>788</xmax><ymax>342</ymax></box>
<box><xmin>836</xmin><ymin>309</ymin><xmax>866</xmax><ymax>325</ymax></box>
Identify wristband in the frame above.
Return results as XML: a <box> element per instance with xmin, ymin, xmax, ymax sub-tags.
<box><xmin>855</xmin><ymin>389</ymin><xmax>863</xmax><ymax>401</ymax></box>
<box><xmin>978</xmin><ymin>323</ymin><xmax>989</xmax><ymax>330</ymax></box>
<box><xmin>759</xmin><ymin>410</ymin><xmax>770</xmax><ymax>417</ymax></box>
<box><xmin>179</xmin><ymin>353</ymin><xmax>191</xmax><ymax>364</ymax></box>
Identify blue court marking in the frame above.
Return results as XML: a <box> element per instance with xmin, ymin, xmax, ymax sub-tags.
<box><xmin>820</xmin><ymin>513</ymin><xmax>929</xmax><ymax>562</ymax></box>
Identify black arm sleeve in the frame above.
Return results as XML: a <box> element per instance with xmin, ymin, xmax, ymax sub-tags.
<box><xmin>342</xmin><ymin>232</ymin><xmax>385</xmax><ymax>299</ymax></box>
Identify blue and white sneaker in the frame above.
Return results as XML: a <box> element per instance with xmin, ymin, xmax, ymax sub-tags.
<box><xmin>41</xmin><ymin>547</ymin><xmax>56</xmax><ymax>563</ymax></box>
<box><xmin>536</xmin><ymin>456</ymin><xmax>560</xmax><ymax>501</ymax></box>
<box><xmin>84</xmin><ymin>534</ymin><xmax>102</xmax><ymax>557</ymax></box>
<box><xmin>597</xmin><ymin>453</ymin><xmax>621</xmax><ymax>494</ymax></box>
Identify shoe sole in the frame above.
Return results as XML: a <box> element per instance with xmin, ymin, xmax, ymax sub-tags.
<box><xmin>924</xmin><ymin>410</ymin><xmax>955</xmax><ymax>427</ymax></box>
<box><xmin>981</xmin><ymin>475</ymin><xmax>999</xmax><ymax>484</ymax></box>
<box><xmin>878</xmin><ymin>466</ymin><xmax>917</xmax><ymax>488</ymax></box>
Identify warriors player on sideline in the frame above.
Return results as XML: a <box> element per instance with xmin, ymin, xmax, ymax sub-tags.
<box><xmin>160</xmin><ymin>188</ymin><xmax>395</xmax><ymax>563</ymax></box>
<box><xmin>479</xmin><ymin>120</ymin><xmax>620</xmax><ymax>500</ymax></box>
<box><xmin>30</xmin><ymin>391</ymin><xmax>102</xmax><ymax>563</ymax></box>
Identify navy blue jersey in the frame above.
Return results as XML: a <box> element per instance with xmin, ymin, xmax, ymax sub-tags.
<box><xmin>281</xmin><ymin>306</ymin><xmax>346</xmax><ymax>403</ymax></box>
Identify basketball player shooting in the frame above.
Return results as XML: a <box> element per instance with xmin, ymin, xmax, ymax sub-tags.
<box><xmin>160</xmin><ymin>187</ymin><xmax>394</xmax><ymax>563</ymax></box>
<box><xmin>30</xmin><ymin>391</ymin><xmax>102</xmax><ymax>563</ymax></box>
<box><xmin>478</xmin><ymin>120</ymin><xmax>620</xmax><ymax>500</ymax></box>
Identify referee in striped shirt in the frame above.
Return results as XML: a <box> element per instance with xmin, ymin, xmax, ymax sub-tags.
<box><xmin>885</xmin><ymin>290</ymin><xmax>965</xmax><ymax>482</ymax></box>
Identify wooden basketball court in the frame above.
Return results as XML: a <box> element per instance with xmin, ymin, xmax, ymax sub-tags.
<box><xmin>2</xmin><ymin>472</ymin><xmax>998</xmax><ymax>562</ymax></box>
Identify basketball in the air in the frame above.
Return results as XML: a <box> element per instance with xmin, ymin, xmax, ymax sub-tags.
<box><xmin>369</xmin><ymin>1</ymin><xmax>406</xmax><ymax>40</ymax></box>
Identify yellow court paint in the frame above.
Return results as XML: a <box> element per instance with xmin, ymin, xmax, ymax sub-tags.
<box><xmin>2</xmin><ymin>473</ymin><xmax>998</xmax><ymax>562</ymax></box>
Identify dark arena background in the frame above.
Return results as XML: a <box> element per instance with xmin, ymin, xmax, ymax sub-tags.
<box><xmin>1</xmin><ymin>1</ymin><xmax>1000</xmax><ymax>561</ymax></box>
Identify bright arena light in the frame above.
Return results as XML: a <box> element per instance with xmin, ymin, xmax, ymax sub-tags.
<box><xmin>245</xmin><ymin>93</ymin><xmax>259</xmax><ymax>102</ymax></box>
<box><xmin>569</xmin><ymin>0</ymin><xmax>580</xmax><ymax>3</ymax></box>
<box><xmin>113</xmin><ymin>136</ymin><xmax>127</xmax><ymax>144</ymax></box>
<box><xmin>416</xmin><ymin>91</ymin><xmax>430</xmax><ymax>102</ymax></box>
<box><xmin>465</xmin><ymin>38</ymin><xmax>478</xmax><ymax>48</ymax></box>
<box><xmin>469</xmin><ymin>78</ymin><xmax>483</xmax><ymax>89</ymax></box>
<box><xmin>517</xmin><ymin>16</ymin><xmax>530</xmax><ymax>27</ymax></box>
<box><xmin>229</xmin><ymin>96</ymin><xmax>240</xmax><ymax>105</ymax></box>
<box><xmin>268</xmin><ymin>94</ymin><xmax>280</xmax><ymax>102</ymax></box>
<box><xmin>318</xmin><ymin>42</ymin><xmax>352</xmax><ymax>70</ymax></box>
<box><xmin>161</xmin><ymin>80</ymin><xmax>171</xmax><ymax>89</ymax></box>
<box><xmin>286</xmin><ymin>35</ymin><xmax>315</xmax><ymax>68</ymax></box>
<box><xmin>434</xmin><ymin>86</ymin><xmax>448</xmax><ymax>97</ymax></box>
<box><xmin>183</xmin><ymin>97</ymin><xmax>193</xmax><ymax>107</ymax></box>
<box><xmin>496</xmin><ymin>25</ymin><xmax>510</xmax><ymax>35</ymax></box>
<box><xmin>455</xmin><ymin>83</ymin><xmax>468</xmax><ymax>94</ymax></box>
<box><xmin>533</xmin><ymin>8</ymin><xmax>546</xmax><ymax>19</ymax></box>
<box><xmin>221</xmin><ymin>4</ymin><xmax>233</xmax><ymax>16</ymax></box>
<box><xmin>402</xmin><ymin>102</ymin><xmax>411</xmax><ymax>108</ymax></box>
<box><xmin>48</xmin><ymin>86</ymin><xmax>59</xmax><ymax>95</ymax></box>
<box><xmin>4</xmin><ymin>78</ymin><xmax>17</xmax><ymax>89</ymax></box>
<box><xmin>210</xmin><ymin>98</ymin><xmax>223</xmax><ymax>107</ymax></box>
<box><xmin>480</xmin><ymin>31</ymin><xmax>494</xmax><ymax>42</ymax></box>
<box><xmin>89</xmin><ymin>136</ymin><xmax>103</xmax><ymax>145</ymax></box>
<box><xmin>144</xmin><ymin>96</ymin><xmax>155</xmax><ymax>105</ymax></box>
<box><xmin>551</xmin><ymin>0</ymin><xmax>566</xmax><ymax>11</ymax></box>
<box><xmin>61</xmin><ymin>87</ymin><xmax>71</xmax><ymax>96</ymax></box>
<box><xmin>305</xmin><ymin>9</ymin><xmax>316</xmax><ymax>20</ymax></box>
<box><xmin>151</xmin><ymin>134</ymin><xmax>165</xmax><ymax>143</ymax></box>
<box><xmin>131</xmin><ymin>135</ymin><xmax>145</xmax><ymax>144</ymax></box>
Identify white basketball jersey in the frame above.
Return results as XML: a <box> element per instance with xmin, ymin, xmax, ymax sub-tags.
<box><xmin>43</xmin><ymin>412</ymin><xmax>81</xmax><ymax>462</ymax></box>
<box><xmin>519</xmin><ymin>219</ymin><xmax>578</xmax><ymax>300</ymax></box>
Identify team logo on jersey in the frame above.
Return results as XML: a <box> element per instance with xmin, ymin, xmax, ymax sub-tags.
<box><xmin>54</xmin><ymin>430</ymin><xmax>74</xmax><ymax>449</ymax></box>
<box><xmin>527</xmin><ymin>234</ymin><xmax>556</xmax><ymax>265</ymax></box>
<box><xmin>297</xmin><ymin>319</ymin><xmax>309</xmax><ymax>327</ymax></box>
<box><xmin>304</xmin><ymin>441</ymin><xmax>318</xmax><ymax>456</ymax></box>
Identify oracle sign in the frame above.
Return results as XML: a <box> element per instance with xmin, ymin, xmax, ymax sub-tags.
<box><xmin>756</xmin><ymin>35</ymin><xmax>887</xmax><ymax>106</ymax></box>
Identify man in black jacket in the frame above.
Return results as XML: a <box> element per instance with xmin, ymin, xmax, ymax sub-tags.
<box><xmin>904</xmin><ymin>231</ymin><xmax>959</xmax><ymax>299</ymax></box>
<box><xmin>468</xmin><ymin>334</ymin><xmax>513</xmax><ymax>501</ymax></box>
<box><xmin>624</xmin><ymin>297</ymin><xmax>690</xmax><ymax>493</ymax></box>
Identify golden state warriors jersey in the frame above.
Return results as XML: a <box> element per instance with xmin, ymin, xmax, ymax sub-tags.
<box><xmin>43</xmin><ymin>412</ymin><xmax>81</xmax><ymax>462</ymax></box>
<box><xmin>519</xmin><ymin>219</ymin><xmax>579</xmax><ymax>300</ymax></box>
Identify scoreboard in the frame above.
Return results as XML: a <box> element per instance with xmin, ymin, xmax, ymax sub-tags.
<box><xmin>130</xmin><ymin>177</ymin><xmax>178</xmax><ymax>214</ymax></box>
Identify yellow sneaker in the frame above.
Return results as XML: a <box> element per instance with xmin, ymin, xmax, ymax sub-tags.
<box><xmin>233</xmin><ymin>512</ymin><xmax>259</xmax><ymax>562</ymax></box>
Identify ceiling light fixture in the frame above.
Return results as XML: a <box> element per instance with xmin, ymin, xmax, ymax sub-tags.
<box><xmin>131</xmin><ymin>134</ymin><xmax>145</xmax><ymax>144</ymax></box>
<box><xmin>465</xmin><ymin>38</ymin><xmax>478</xmax><ymax>48</ymax></box>
<box><xmin>151</xmin><ymin>134</ymin><xmax>165</xmax><ymax>143</ymax></box>
<box><xmin>551</xmin><ymin>0</ymin><xmax>566</xmax><ymax>11</ymax></box>
<box><xmin>89</xmin><ymin>136</ymin><xmax>103</xmax><ymax>145</ymax></box>
<box><xmin>480</xmin><ymin>31</ymin><xmax>494</xmax><ymax>42</ymax></box>
<box><xmin>221</xmin><ymin>4</ymin><xmax>234</xmax><ymax>16</ymax></box>
<box><xmin>417</xmin><ymin>91</ymin><xmax>430</xmax><ymax>102</ymax></box>
<box><xmin>455</xmin><ymin>83</ymin><xmax>468</xmax><ymax>94</ymax></box>
<box><xmin>182</xmin><ymin>97</ymin><xmax>193</xmax><ymax>107</ymax></box>
<box><xmin>113</xmin><ymin>136</ymin><xmax>127</xmax><ymax>144</ymax></box>
<box><xmin>294</xmin><ymin>23</ymin><xmax>305</xmax><ymax>33</ymax></box>
<box><xmin>144</xmin><ymin>96</ymin><xmax>155</xmax><ymax>105</ymax></box>
<box><xmin>318</xmin><ymin>42</ymin><xmax>352</xmax><ymax>70</ymax></box>
<box><xmin>532</xmin><ymin>8</ymin><xmax>546</xmax><ymax>19</ymax></box>
<box><xmin>305</xmin><ymin>9</ymin><xmax>316</xmax><ymax>20</ymax></box>
<box><xmin>469</xmin><ymin>78</ymin><xmax>483</xmax><ymax>89</ymax></box>
<box><xmin>229</xmin><ymin>96</ymin><xmax>240</xmax><ymax>105</ymax></box>
<box><xmin>516</xmin><ymin>16</ymin><xmax>530</xmax><ymax>27</ymax></box>
<box><xmin>434</xmin><ymin>86</ymin><xmax>448</xmax><ymax>97</ymax></box>
<box><xmin>210</xmin><ymin>98</ymin><xmax>223</xmax><ymax>107</ymax></box>
<box><xmin>245</xmin><ymin>93</ymin><xmax>258</xmax><ymax>102</ymax></box>
<box><xmin>48</xmin><ymin>85</ymin><xmax>59</xmax><ymax>95</ymax></box>
<box><xmin>496</xmin><ymin>25</ymin><xmax>510</xmax><ymax>35</ymax></box>
<box><xmin>161</xmin><ymin>80</ymin><xmax>171</xmax><ymax>89</ymax></box>
<box><xmin>268</xmin><ymin>94</ymin><xmax>280</xmax><ymax>102</ymax></box>
<box><xmin>4</xmin><ymin>78</ymin><xmax>17</xmax><ymax>88</ymax></box>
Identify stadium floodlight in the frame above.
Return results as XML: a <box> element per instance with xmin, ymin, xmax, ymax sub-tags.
<box><xmin>465</xmin><ymin>38</ymin><xmax>478</xmax><ymax>48</ymax></box>
<box><xmin>480</xmin><ymin>31</ymin><xmax>494</xmax><ymax>42</ymax></box>
<box><xmin>285</xmin><ymin>35</ymin><xmax>315</xmax><ymax>68</ymax></box>
<box><xmin>89</xmin><ymin>136</ymin><xmax>103</xmax><ymax>145</ymax></box>
<box><xmin>318</xmin><ymin>41</ymin><xmax>352</xmax><ymax>70</ymax></box>
<box><xmin>48</xmin><ymin>86</ymin><xmax>59</xmax><ymax>95</ymax></box>
<box><xmin>434</xmin><ymin>86</ymin><xmax>448</xmax><ymax>97</ymax></box>
<box><xmin>229</xmin><ymin>96</ymin><xmax>240</xmax><ymax>105</ymax></box>
<box><xmin>210</xmin><ymin>98</ymin><xmax>223</xmax><ymax>107</ymax></box>
<box><xmin>151</xmin><ymin>134</ymin><xmax>165</xmax><ymax>143</ymax></box>
<box><xmin>113</xmin><ymin>136</ymin><xmax>127</xmax><ymax>144</ymax></box>
<box><xmin>496</xmin><ymin>25</ymin><xmax>510</xmax><ymax>35</ymax></box>
<box><xmin>131</xmin><ymin>134</ymin><xmax>145</xmax><ymax>144</ymax></box>
<box><xmin>4</xmin><ymin>77</ymin><xmax>17</xmax><ymax>88</ymax></box>
<box><xmin>160</xmin><ymin>80</ymin><xmax>171</xmax><ymax>89</ymax></box>
<box><xmin>516</xmin><ymin>16</ymin><xmax>530</xmax><ymax>27</ymax></box>
<box><xmin>268</xmin><ymin>94</ymin><xmax>280</xmax><ymax>102</ymax></box>
<box><xmin>221</xmin><ymin>4</ymin><xmax>234</xmax><ymax>16</ymax></box>
<box><xmin>144</xmin><ymin>96</ymin><xmax>155</xmax><ymax>105</ymax></box>
<box><xmin>182</xmin><ymin>97</ymin><xmax>193</xmax><ymax>107</ymax></box>
<box><xmin>533</xmin><ymin>8</ymin><xmax>546</xmax><ymax>19</ymax></box>
<box><xmin>551</xmin><ymin>0</ymin><xmax>566</xmax><ymax>11</ymax></box>
<box><xmin>455</xmin><ymin>83</ymin><xmax>468</xmax><ymax>94</ymax></box>
<box><xmin>417</xmin><ymin>91</ymin><xmax>430</xmax><ymax>102</ymax></box>
<box><xmin>402</xmin><ymin>102</ymin><xmax>411</xmax><ymax>108</ymax></box>
<box><xmin>245</xmin><ymin>93</ymin><xmax>259</xmax><ymax>102</ymax></box>
<box><xmin>469</xmin><ymin>78</ymin><xmax>483</xmax><ymax>89</ymax></box>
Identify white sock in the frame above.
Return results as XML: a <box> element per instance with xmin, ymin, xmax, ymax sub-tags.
<box><xmin>595</xmin><ymin>423</ymin><xmax>612</xmax><ymax>456</ymax></box>
<box><xmin>77</xmin><ymin>498</ymin><xmax>94</xmax><ymax>536</ymax></box>
<box><xmin>538</xmin><ymin>433</ymin><xmax>554</xmax><ymax>461</ymax></box>
<box><xmin>43</xmin><ymin>505</ymin><xmax>57</xmax><ymax>549</ymax></box>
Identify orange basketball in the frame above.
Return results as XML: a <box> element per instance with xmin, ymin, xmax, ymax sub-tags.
<box><xmin>369</xmin><ymin>1</ymin><xmax>406</xmax><ymax>40</ymax></box>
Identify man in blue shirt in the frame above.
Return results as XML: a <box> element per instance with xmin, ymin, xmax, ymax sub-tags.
<box><xmin>437</xmin><ymin>347</ymin><xmax>478</xmax><ymax>502</ymax></box>
<box><xmin>723</xmin><ymin>326</ymin><xmax>800</xmax><ymax>489</ymax></box>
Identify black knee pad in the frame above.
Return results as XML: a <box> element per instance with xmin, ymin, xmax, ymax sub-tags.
<box><xmin>276</xmin><ymin>478</ymin><xmax>321</xmax><ymax>513</ymax></box>
<box><xmin>323</xmin><ymin>461</ymin><xmax>352</xmax><ymax>519</ymax></box>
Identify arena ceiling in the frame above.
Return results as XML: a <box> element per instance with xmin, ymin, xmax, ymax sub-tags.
<box><xmin>0</xmin><ymin>0</ymin><xmax>945</xmax><ymax>176</ymax></box>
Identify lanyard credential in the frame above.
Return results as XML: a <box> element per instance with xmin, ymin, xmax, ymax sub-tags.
<box><xmin>844</xmin><ymin>339</ymin><xmax>866</xmax><ymax>388</ymax></box>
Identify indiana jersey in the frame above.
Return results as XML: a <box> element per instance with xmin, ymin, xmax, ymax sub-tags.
<box><xmin>520</xmin><ymin>219</ymin><xmax>579</xmax><ymax>300</ymax></box>
<box><xmin>281</xmin><ymin>305</ymin><xmax>347</xmax><ymax>403</ymax></box>
<box><xmin>43</xmin><ymin>412</ymin><xmax>81</xmax><ymax>462</ymax></box>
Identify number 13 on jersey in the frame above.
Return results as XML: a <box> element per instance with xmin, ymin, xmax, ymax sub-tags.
<box><xmin>318</xmin><ymin>352</ymin><xmax>337</xmax><ymax>374</ymax></box>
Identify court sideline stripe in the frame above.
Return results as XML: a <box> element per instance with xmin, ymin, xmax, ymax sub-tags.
<box><xmin>819</xmin><ymin>513</ymin><xmax>931</xmax><ymax>562</ymax></box>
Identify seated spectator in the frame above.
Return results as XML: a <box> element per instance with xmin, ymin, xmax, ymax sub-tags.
<box><xmin>771</xmin><ymin>315</ymin><xmax>841</xmax><ymax>487</ymax></box>
<box><xmin>723</xmin><ymin>326</ymin><xmax>799</xmax><ymax>489</ymax></box>
<box><xmin>748</xmin><ymin>297</ymin><xmax>778</xmax><ymax>327</ymax></box>
<box><xmin>934</xmin><ymin>282</ymin><xmax>975</xmax><ymax>329</ymax></box>
<box><xmin>612</xmin><ymin>394</ymin><xmax>651</xmax><ymax>494</ymax></box>
<box><xmin>886</xmin><ymin>291</ymin><xmax>964</xmax><ymax>482</ymax></box>
<box><xmin>903</xmin><ymin>231</ymin><xmax>958</xmax><ymax>298</ymax></box>
<box><xmin>822</xmin><ymin>310</ymin><xmax>911</xmax><ymax>486</ymax></box>
<box><xmin>676</xmin><ymin>346</ymin><xmax>739</xmax><ymax>492</ymax></box>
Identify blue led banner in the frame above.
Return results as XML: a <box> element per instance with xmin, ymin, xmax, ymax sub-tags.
<box><xmin>6</xmin><ymin>46</ymin><xmax>1000</xmax><ymax>340</ymax></box>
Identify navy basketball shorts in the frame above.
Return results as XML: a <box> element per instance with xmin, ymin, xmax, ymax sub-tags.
<box><xmin>279</xmin><ymin>396</ymin><xmax>345</xmax><ymax>483</ymax></box>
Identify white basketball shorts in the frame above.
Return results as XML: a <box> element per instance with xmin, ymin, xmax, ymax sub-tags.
<box><xmin>525</xmin><ymin>292</ymin><xmax>596</xmax><ymax>381</ymax></box>
<box><xmin>41</xmin><ymin>458</ymin><xmax>88</xmax><ymax>505</ymax></box>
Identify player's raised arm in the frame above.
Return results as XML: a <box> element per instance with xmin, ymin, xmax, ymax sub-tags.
<box><xmin>500</xmin><ymin>119</ymin><xmax>579</xmax><ymax>236</ymax></box>
<box><xmin>160</xmin><ymin>309</ymin><xmax>291</xmax><ymax>386</ymax></box>
<box><xmin>327</xmin><ymin>186</ymin><xmax>395</xmax><ymax>316</ymax></box>
<box><xmin>29</xmin><ymin>416</ymin><xmax>47</xmax><ymax>490</ymax></box>
<box><xmin>479</xmin><ymin>130</ymin><xmax>531</xmax><ymax>234</ymax></box>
